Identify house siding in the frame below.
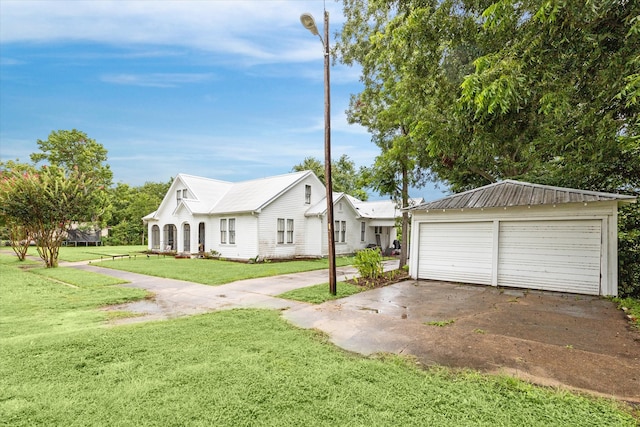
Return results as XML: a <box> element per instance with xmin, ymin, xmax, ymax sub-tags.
<box><xmin>257</xmin><ymin>176</ymin><xmax>325</xmax><ymax>259</ymax></box>
<box><xmin>333</xmin><ymin>200</ymin><xmax>368</xmax><ymax>255</ymax></box>
<box><xmin>214</xmin><ymin>214</ymin><xmax>259</xmax><ymax>260</ymax></box>
<box><xmin>144</xmin><ymin>171</ymin><xmax>403</xmax><ymax>262</ymax></box>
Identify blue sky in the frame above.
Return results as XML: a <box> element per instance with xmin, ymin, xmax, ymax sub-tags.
<box><xmin>0</xmin><ymin>0</ymin><xmax>446</xmax><ymax>201</ymax></box>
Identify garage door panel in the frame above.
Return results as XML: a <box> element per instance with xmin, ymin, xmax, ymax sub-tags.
<box><xmin>418</xmin><ymin>222</ymin><xmax>493</xmax><ymax>285</ymax></box>
<box><xmin>498</xmin><ymin>220</ymin><xmax>601</xmax><ymax>295</ymax></box>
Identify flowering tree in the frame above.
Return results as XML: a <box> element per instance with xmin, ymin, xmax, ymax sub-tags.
<box><xmin>0</xmin><ymin>165</ymin><xmax>106</xmax><ymax>267</ymax></box>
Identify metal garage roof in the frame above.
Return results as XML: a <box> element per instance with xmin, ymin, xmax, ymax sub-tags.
<box><xmin>410</xmin><ymin>180</ymin><xmax>636</xmax><ymax>210</ymax></box>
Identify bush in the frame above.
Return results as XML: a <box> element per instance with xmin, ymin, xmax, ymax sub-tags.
<box><xmin>354</xmin><ymin>248</ymin><xmax>383</xmax><ymax>280</ymax></box>
<box><xmin>619</xmin><ymin>203</ymin><xmax>640</xmax><ymax>298</ymax></box>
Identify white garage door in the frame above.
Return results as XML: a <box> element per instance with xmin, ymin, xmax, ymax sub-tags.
<box><xmin>418</xmin><ymin>222</ymin><xmax>493</xmax><ymax>285</ymax></box>
<box><xmin>498</xmin><ymin>220</ymin><xmax>602</xmax><ymax>295</ymax></box>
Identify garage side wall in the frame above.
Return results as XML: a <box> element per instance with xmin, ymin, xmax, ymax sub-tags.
<box><xmin>409</xmin><ymin>202</ymin><xmax>619</xmax><ymax>296</ymax></box>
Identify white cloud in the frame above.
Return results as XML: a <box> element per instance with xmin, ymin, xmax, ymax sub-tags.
<box><xmin>0</xmin><ymin>0</ymin><xmax>345</xmax><ymax>65</ymax></box>
<box><xmin>101</xmin><ymin>73</ymin><xmax>215</xmax><ymax>87</ymax></box>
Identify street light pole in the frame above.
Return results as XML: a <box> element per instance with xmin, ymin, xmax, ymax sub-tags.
<box><xmin>300</xmin><ymin>11</ymin><xmax>337</xmax><ymax>295</ymax></box>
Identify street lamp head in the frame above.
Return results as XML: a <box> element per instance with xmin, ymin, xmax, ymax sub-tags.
<box><xmin>300</xmin><ymin>13</ymin><xmax>319</xmax><ymax>36</ymax></box>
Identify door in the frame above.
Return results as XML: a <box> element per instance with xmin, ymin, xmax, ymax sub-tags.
<box><xmin>417</xmin><ymin>222</ymin><xmax>493</xmax><ymax>285</ymax></box>
<box><xmin>497</xmin><ymin>220</ymin><xmax>602</xmax><ymax>295</ymax></box>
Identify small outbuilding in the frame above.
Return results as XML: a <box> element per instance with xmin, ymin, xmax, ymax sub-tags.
<box><xmin>408</xmin><ymin>180</ymin><xmax>636</xmax><ymax>296</ymax></box>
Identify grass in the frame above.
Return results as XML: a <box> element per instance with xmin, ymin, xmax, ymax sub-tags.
<box><xmin>278</xmin><ymin>281</ymin><xmax>364</xmax><ymax>304</ymax></box>
<box><xmin>30</xmin><ymin>266</ymin><xmax>130</xmax><ymax>288</ymax></box>
<box><xmin>97</xmin><ymin>256</ymin><xmax>359</xmax><ymax>286</ymax></box>
<box><xmin>0</xmin><ymin>255</ymin><xmax>148</xmax><ymax>340</ymax></box>
<box><xmin>613</xmin><ymin>297</ymin><xmax>640</xmax><ymax>327</ymax></box>
<box><xmin>0</xmin><ymin>254</ymin><xmax>636</xmax><ymax>426</ymax></box>
<box><xmin>425</xmin><ymin>319</ymin><xmax>456</xmax><ymax>327</ymax></box>
<box><xmin>26</xmin><ymin>245</ymin><xmax>147</xmax><ymax>262</ymax></box>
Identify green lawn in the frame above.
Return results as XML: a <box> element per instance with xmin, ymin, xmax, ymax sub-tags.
<box><xmin>0</xmin><ymin>256</ymin><xmax>147</xmax><ymax>340</ymax></box>
<box><xmin>97</xmin><ymin>256</ymin><xmax>359</xmax><ymax>286</ymax></box>
<box><xmin>0</xmin><ymin>254</ymin><xmax>636</xmax><ymax>426</ymax></box>
<box><xmin>26</xmin><ymin>245</ymin><xmax>148</xmax><ymax>262</ymax></box>
<box><xmin>278</xmin><ymin>281</ymin><xmax>364</xmax><ymax>304</ymax></box>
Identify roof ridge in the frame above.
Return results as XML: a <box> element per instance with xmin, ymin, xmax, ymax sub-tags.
<box><xmin>500</xmin><ymin>179</ymin><xmax>635</xmax><ymax>199</ymax></box>
<box><xmin>410</xmin><ymin>179</ymin><xmax>636</xmax><ymax>211</ymax></box>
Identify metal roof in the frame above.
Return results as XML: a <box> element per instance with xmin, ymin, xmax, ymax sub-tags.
<box><xmin>410</xmin><ymin>180</ymin><xmax>636</xmax><ymax>211</ymax></box>
<box><xmin>209</xmin><ymin>171</ymin><xmax>312</xmax><ymax>214</ymax></box>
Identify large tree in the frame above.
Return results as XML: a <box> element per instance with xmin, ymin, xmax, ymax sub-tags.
<box><xmin>31</xmin><ymin>129</ymin><xmax>113</xmax><ymax>189</ymax></box>
<box><xmin>0</xmin><ymin>165</ymin><xmax>106</xmax><ymax>267</ymax></box>
<box><xmin>104</xmin><ymin>180</ymin><xmax>172</xmax><ymax>245</ymax></box>
<box><xmin>0</xmin><ymin>161</ymin><xmax>36</xmax><ymax>260</ymax></box>
<box><xmin>338</xmin><ymin>0</ymin><xmax>638</xmax><ymax>189</ymax></box>
<box><xmin>337</xmin><ymin>0</ymin><xmax>639</xmax><ymax>294</ymax></box>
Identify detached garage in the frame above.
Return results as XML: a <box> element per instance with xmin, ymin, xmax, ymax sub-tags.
<box><xmin>408</xmin><ymin>180</ymin><xmax>636</xmax><ymax>296</ymax></box>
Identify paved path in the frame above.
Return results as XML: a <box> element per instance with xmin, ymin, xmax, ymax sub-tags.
<box><xmin>67</xmin><ymin>260</ymin><xmax>400</xmax><ymax>323</ymax></box>
<box><xmin>48</xmin><ymin>258</ymin><xmax>640</xmax><ymax>403</ymax></box>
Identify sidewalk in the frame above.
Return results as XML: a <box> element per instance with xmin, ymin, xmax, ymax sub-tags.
<box><xmin>69</xmin><ymin>260</ymin><xmax>400</xmax><ymax>323</ymax></box>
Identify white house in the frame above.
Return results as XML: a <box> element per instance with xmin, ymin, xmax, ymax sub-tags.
<box><xmin>143</xmin><ymin>171</ymin><xmax>406</xmax><ymax>260</ymax></box>
<box><xmin>408</xmin><ymin>180</ymin><xmax>636</xmax><ymax>296</ymax></box>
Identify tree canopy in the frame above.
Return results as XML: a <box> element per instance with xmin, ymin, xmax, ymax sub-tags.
<box><xmin>337</xmin><ymin>0</ymin><xmax>639</xmax><ymax>192</ymax></box>
<box><xmin>0</xmin><ymin>165</ymin><xmax>106</xmax><ymax>267</ymax></box>
<box><xmin>292</xmin><ymin>154</ymin><xmax>369</xmax><ymax>200</ymax></box>
<box><xmin>31</xmin><ymin>129</ymin><xmax>113</xmax><ymax>189</ymax></box>
<box><xmin>337</xmin><ymin>0</ymin><xmax>639</xmax><ymax>295</ymax></box>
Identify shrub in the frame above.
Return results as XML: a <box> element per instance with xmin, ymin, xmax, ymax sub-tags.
<box><xmin>354</xmin><ymin>248</ymin><xmax>383</xmax><ymax>280</ymax></box>
<box><xmin>619</xmin><ymin>203</ymin><xmax>640</xmax><ymax>298</ymax></box>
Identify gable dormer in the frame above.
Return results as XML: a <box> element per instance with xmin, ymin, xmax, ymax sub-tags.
<box><xmin>176</xmin><ymin>188</ymin><xmax>189</xmax><ymax>205</ymax></box>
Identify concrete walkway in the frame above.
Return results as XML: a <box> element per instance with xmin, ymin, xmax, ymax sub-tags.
<box><xmin>67</xmin><ymin>260</ymin><xmax>400</xmax><ymax>323</ymax></box>
<box><xmin>62</xmin><ymin>259</ymin><xmax>640</xmax><ymax>403</ymax></box>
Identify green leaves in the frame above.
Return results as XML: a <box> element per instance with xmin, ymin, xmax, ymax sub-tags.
<box><xmin>0</xmin><ymin>165</ymin><xmax>107</xmax><ymax>267</ymax></box>
<box><xmin>31</xmin><ymin>129</ymin><xmax>113</xmax><ymax>188</ymax></box>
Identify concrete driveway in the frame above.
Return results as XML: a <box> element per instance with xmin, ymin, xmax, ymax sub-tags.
<box><xmin>284</xmin><ymin>280</ymin><xmax>640</xmax><ymax>402</ymax></box>
<box><xmin>71</xmin><ymin>261</ymin><xmax>640</xmax><ymax>403</ymax></box>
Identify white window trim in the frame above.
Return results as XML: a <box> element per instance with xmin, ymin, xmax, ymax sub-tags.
<box><xmin>287</xmin><ymin>219</ymin><xmax>294</xmax><ymax>244</ymax></box>
<box><xmin>277</xmin><ymin>218</ymin><xmax>285</xmax><ymax>244</ymax></box>
<box><xmin>277</xmin><ymin>218</ymin><xmax>294</xmax><ymax>245</ymax></box>
<box><xmin>220</xmin><ymin>219</ymin><xmax>227</xmax><ymax>244</ymax></box>
<box><xmin>334</xmin><ymin>220</ymin><xmax>346</xmax><ymax>243</ymax></box>
<box><xmin>228</xmin><ymin>218</ymin><xmax>236</xmax><ymax>245</ymax></box>
<box><xmin>305</xmin><ymin>185</ymin><xmax>311</xmax><ymax>204</ymax></box>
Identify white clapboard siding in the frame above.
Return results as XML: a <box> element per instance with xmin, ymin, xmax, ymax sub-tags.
<box><xmin>497</xmin><ymin>220</ymin><xmax>601</xmax><ymax>295</ymax></box>
<box><xmin>418</xmin><ymin>222</ymin><xmax>493</xmax><ymax>285</ymax></box>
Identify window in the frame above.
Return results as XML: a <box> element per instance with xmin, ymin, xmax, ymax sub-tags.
<box><xmin>277</xmin><ymin>218</ymin><xmax>294</xmax><ymax>244</ymax></box>
<box><xmin>360</xmin><ymin>222</ymin><xmax>366</xmax><ymax>242</ymax></box>
<box><xmin>287</xmin><ymin>219</ymin><xmax>294</xmax><ymax>244</ymax></box>
<box><xmin>176</xmin><ymin>190</ymin><xmax>182</xmax><ymax>202</ymax></box>
<box><xmin>163</xmin><ymin>224</ymin><xmax>176</xmax><ymax>250</ymax></box>
<box><xmin>334</xmin><ymin>220</ymin><xmax>346</xmax><ymax>243</ymax></box>
<box><xmin>220</xmin><ymin>218</ymin><xmax>235</xmax><ymax>244</ymax></box>
<box><xmin>198</xmin><ymin>222</ymin><xmax>205</xmax><ymax>252</ymax></box>
<box><xmin>220</xmin><ymin>219</ymin><xmax>227</xmax><ymax>244</ymax></box>
<box><xmin>305</xmin><ymin>185</ymin><xmax>311</xmax><ymax>204</ymax></box>
<box><xmin>229</xmin><ymin>219</ymin><xmax>236</xmax><ymax>244</ymax></box>
<box><xmin>183</xmin><ymin>223</ymin><xmax>191</xmax><ymax>252</ymax></box>
<box><xmin>182</xmin><ymin>189</ymin><xmax>187</xmax><ymax>199</ymax></box>
<box><xmin>151</xmin><ymin>225</ymin><xmax>160</xmax><ymax>250</ymax></box>
<box><xmin>277</xmin><ymin>219</ymin><xmax>285</xmax><ymax>244</ymax></box>
<box><xmin>374</xmin><ymin>226</ymin><xmax>383</xmax><ymax>235</ymax></box>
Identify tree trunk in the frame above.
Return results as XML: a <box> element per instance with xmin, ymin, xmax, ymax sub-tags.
<box><xmin>399</xmin><ymin>163</ymin><xmax>409</xmax><ymax>269</ymax></box>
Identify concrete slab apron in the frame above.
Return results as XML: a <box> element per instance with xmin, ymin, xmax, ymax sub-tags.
<box><xmin>283</xmin><ymin>281</ymin><xmax>640</xmax><ymax>403</ymax></box>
